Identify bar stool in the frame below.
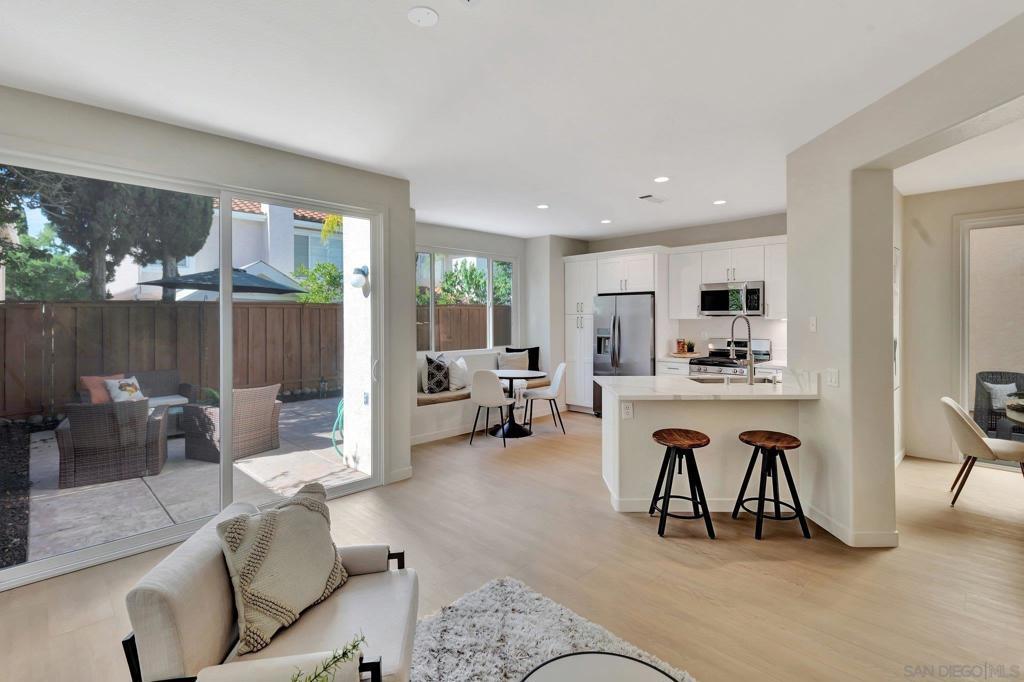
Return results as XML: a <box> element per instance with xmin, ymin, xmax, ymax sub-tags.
<box><xmin>649</xmin><ymin>428</ymin><xmax>715</xmax><ymax>538</ymax></box>
<box><xmin>732</xmin><ymin>430</ymin><xmax>811</xmax><ymax>539</ymax></box>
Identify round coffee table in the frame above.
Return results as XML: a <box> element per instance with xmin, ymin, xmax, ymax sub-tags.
<box><xmin>490</xmin><ymin>369</ymin><xmax>546</xmax><ymax>438</ymax></box>
<box><xmin>522</xmin><ymin>652</ymin><xmax>677</xmax><ymax>681</ymax></box>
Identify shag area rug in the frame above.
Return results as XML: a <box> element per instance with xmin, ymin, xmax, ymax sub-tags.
<box><xmin>411</xmin><ymin>577</ymin><xmax>694</xmax><ymax>681</ymax></box>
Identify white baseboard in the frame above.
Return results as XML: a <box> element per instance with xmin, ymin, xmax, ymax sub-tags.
<box><xmin>386</xmin><ymin>466</ymin><xmax>413</xmax><ymax>483</ymax></box>
<box><xmin>806</xmin><ymin>504</ymin><xmax>899</xmax><ymax>548</ymax></box>
<box><xmin>895</xmin><ymin>449</ymin><xmax>906</xmax><ymax>466</ymax></box>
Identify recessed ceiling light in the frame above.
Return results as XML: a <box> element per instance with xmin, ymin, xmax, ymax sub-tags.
<box><xmin>600</xmin><ymin>219</ymin><xmax>612</xmax><ymax>224</ymax></box>
<box><xmin>653</xmin><ymin>176</ymin><xmax>670</xmax><ymax>183</ymax></box>
<box><xmin>536</xmin><ymin>204</ymin><xmax>549</xmax><ymax>210</ymax></box>
<box><xmin>407</xmin><ymin>6</ymin><xmax>439</xmax><ymax>27</ymax></box>
<box><xmin>712</xmin><ymin>199</ymin><xmax>727</xmax><ymax>205</ymax></box>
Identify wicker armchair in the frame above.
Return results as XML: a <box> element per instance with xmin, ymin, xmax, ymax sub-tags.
<box><xmin>57</xmin><ymin>400</ymin><xmax>168</xmax><ymax>488</ymax></box>
<box><xmin>181</xmin><ymin>384</ymin><xmax>282</xmax><ymax>462</ymax></box>
<box><xmin>973</xmin><ymin>371</ymin><xmax>1024</xmax><ymax>439</ymax></box>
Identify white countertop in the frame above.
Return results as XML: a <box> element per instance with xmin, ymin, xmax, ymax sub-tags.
<box><xmin>595</xmin><ymin>372</ymin><xmax>818</xmax><ymax>401</ymax></box>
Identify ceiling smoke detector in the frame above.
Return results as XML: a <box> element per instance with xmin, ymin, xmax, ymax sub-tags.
<box><xmin>638</xmin><ymin>194</ymin><xmax>667</xmax><ymax>204</ymax></box>
<box><xmin>407</xmin><ymin>6</ymin><xmax>439</xmax><ymax>27</ymax></box>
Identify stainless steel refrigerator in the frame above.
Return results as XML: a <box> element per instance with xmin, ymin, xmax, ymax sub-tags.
<box><xmin>592</xmin><ymin>292</ymin><xmax>655</xmax><ymax>416</ymax></box>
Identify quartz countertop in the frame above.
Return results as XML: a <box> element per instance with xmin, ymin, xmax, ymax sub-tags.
<box><xmin>595</xmin><ymin>372</ymin><xmax>818</xmax><ymax>401</ymax></box>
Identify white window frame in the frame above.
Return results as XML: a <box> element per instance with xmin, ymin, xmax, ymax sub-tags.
<box><xmin>415</xmin><ymin>246</ymin><xmax>520</xmax><ymax>352</ymax></box>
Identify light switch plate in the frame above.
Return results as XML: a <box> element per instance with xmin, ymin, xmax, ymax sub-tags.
<box><xmin>826</xmin><ymin>368</ymin><xmax>840</xmax><ymax>387</ymax></box>
<box><xmin>809</xmin><ymin>316</ymin><xmax>818</xmax><ymax>333</ymax></box>
<box><xmin>621</xmin><ymin>401</ymin><xmax>634</xmax><ymax>420</ymax></box>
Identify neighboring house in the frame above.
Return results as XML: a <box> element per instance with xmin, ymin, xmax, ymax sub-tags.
<box><xmin>109</xmin><ymin>199</ymin><xmax>341</xmax><ymax>300</ymax></box>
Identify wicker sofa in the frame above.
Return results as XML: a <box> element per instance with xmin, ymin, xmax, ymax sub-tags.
<box><xmin>77</xmin><ymin>369</ymin><xmax>199</xmax><ymax>435</ymax></box>
<box><xmin>974</xmin><ymin>371</ymin><xmax>1024</xmax><ymax>439</ymax></box>
<box><xmin>181</xmin><ymin>384</ymin><xmax>282</xmax><ymax>462</ymax></box>
<box><xmin>57</xmin><ymin>400</ymin><xmax>168</xmax><ymax>488</ymax></box>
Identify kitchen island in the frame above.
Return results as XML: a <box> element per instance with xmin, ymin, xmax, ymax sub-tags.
<box><xmin>595</xmin><ymin>373</ymin><xmax>819</xmax><ymax>514</ymax></box>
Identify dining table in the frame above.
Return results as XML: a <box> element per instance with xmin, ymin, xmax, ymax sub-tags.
<box><xmin>490</xmin><ymin>369</ymin><xmax>547</xmax><ymax>438</ymax></box>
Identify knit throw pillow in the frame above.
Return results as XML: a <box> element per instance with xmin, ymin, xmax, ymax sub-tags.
<box><xmin>216</xmin><ymin>483</ymin><xmax>348</xmax><ymax>655</ymax></box>
<box><xmin>425</xmin><ymin>355</ymin><xmax>450</xmax><ymax>394</ymax></box>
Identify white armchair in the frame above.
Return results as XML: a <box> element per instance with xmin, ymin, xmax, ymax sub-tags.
<box><xmin>123</xmin><ymin>503</ymin><xmax>417</xmax><ymax>682</ymax></box>
<box><xmin>941</xmin><ymin>396</ymin><xmax>1024</xmax><ymax>506</ymax></box>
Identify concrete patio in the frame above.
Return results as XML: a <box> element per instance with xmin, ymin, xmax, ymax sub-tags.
<box><xmin>26</xmin><ymin>398</ymin><xmax>368</xmax><ymax>563</ymax></box>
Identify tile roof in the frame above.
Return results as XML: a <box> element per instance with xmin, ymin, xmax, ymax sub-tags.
<box><xmin>211</xmin><ymin>198</ymin><xmax>331</xmax><ymax>223</ymax></box>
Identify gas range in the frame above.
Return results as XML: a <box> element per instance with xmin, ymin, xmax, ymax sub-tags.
<box><xmin>688</xmin><ymin>338</ymin><xmax>772</xmax><ymax>376</ymax></box>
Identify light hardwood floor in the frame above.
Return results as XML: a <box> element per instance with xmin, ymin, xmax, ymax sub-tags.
<box><xmin>2</xmin><ymin>411</ymin><xmax>1023</xmax><ymax>681</ymax></box>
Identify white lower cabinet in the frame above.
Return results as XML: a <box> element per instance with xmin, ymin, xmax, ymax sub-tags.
<box><xmin>656</xmin><ymin>360</ymin><xmax>689</xmax><ymax>376</ymax></box>
<box><xmin>565</xmin><ymin>314</ymin><xmax>593</xmax><ymax>407</ymax></box>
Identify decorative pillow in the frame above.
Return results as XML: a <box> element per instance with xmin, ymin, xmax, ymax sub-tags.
<box><xmin>448</xmin><ymin>356</ymin><xmax>470</xmax><ymax>390</ymax></box>
<box><xmin>498</xmin><ymin>351</ymin><xmax>529</xmax><ymax>371</ymax></box>
<box><xmin>104</xmin><ymin>376</ymin><xmax>146</xmax><ymax>402</ymax></box>
<box><xmin>983</xmin><ymin>382</ymin><xmax>1018</xmax><ymax>411</ymax></box>
<box><xmin>216</xmin><ymin>483</ymin><xmax>347</xmax><ymax>655</ymax></box>
<box><xmin>80</xmin><ymin>373</ymin><xmax>124</xmax><ymax>404</ymax></box>
<box><xmin>419</xmin><ymin>352</ymin><xmax>445</xmax><ymax>392</ymax></box>
<box><xmin>506</xmin><ymin>347</ymin><xmax>540</xmax><ymax>372</ymax></box>
<box><xmin>425</xmin><ymin>355</ymin><xmax>450</xmax><ymax>394</ymax></box>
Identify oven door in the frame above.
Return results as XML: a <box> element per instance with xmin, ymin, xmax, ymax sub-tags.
<box><xmin>700</xmin><ymin>282</ymin><xmax>745</xmax><ymax>316</ymax></box>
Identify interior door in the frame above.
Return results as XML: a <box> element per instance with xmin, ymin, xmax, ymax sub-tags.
<box><xmin>701</xmin><ymin>249</ymin><xmax>732</xmax><ymax>283</ymax></box>
<box><xmin>731</xmin><ymin>245</ymin><xmax>765</xmax><ymax>281</ymax></box>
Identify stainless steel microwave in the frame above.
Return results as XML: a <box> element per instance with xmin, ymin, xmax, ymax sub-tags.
<box><xmin>699</xmin><ymin>281</ymin><xmax>765</xmax><ymax>316</ymax></box>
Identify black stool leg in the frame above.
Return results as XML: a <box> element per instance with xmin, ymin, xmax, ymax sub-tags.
<box><xmin>754</xmin><ymin>449</ymin><xmax>771</xmax><ymax>540</ymax></box>
<box><xmin>778</xmin><ymin>452</ymin><xmax>811</xmax><ymax>538</ymax></box>
<box><xmin>649</xmin><ymin>447</ymin><xmax>673</xmax><ymax>516</ymax></box>
<box><xmin>686</xmin><ymin>450</ymin><xmax>715</xmax><ymax>539</ymax></box>
<box><xmin>769</xmin><ymin>449</ymin><xmax>782</xmax><ymax>520</ymax></box>
<box><xmin>657</xmin><ymin>448</ymin><xmax>677</xmax><ymax>537</ymax></box>
<box><xmin>733</xmin><ymin>446</ymin><xmax>759</xmax><ymax>519</ymax></box>
<box><xmin>684</xmin><ymin>449</ymin><xmax>700</xmax><ymax>518</ymax></box>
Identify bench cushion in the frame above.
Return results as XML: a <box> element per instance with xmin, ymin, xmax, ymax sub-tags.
<box><xmin>415</xmin><ymin>378</ymin><xmax>551</xmax><ymax>407</ymax></box>
<box><xmin>224</xmin><ymin>569</ymin><xmax>419</xmax><ymax>682</ymax></box>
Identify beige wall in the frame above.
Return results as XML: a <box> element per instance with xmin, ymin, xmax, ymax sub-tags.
<box><xmin>787</xmin><ymin>14</ymin><xmax>1024</xmax><ymax>547</ymax></box>
<box><xmin>902</xmin><ymin>180</ymin><xmax>1024</xmax><ymax>462</ymax></box>
<box><xmin>0</xmin><ymin>84</ymin><xmax>415</xmax><ymax>485</ymax></box>
<box><xmin>587</xmin><ymin>213</ymin><xmax>785</xmax><ymax>252</ymax></box>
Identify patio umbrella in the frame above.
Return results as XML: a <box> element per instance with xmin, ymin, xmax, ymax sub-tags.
<box><xmin>139</xmin><ymin>268</ymin><xmax>306</xmax><ymax>395</ymax></box>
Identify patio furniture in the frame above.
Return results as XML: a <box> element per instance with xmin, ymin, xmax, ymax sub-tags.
<box><xmin>77</xmin><ymin>369</ymin><xmax>199</xmax><ymax>435</ymax></box>
<box><xmin>123</xmin><ymin>501</ymin><xmax>416</xmax><ymax>682</ymax></box>
<box><xmin>973</xmin><ymin>371</ymin><xmax>1024</xmax><ymax>440</ymax></box>
<box><xmin>181</xmin><ymin>384</ymin><xmax>282</xmax><ymax>462</ymax></box>
<box><xmin>57</xmin><ymin>400</ymin><xmax>168</xmax><ymax>488</ymax></box>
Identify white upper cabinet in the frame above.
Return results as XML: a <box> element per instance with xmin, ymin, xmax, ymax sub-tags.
<box><xmin>700</xmin><ymin>245</ymin><xmax>764</xmax><ymax>283</ymax></box>
<box><xmin>622</xmin><ymin>253</ymin><xmax>655</xmax><ymax>292</ymax></box>
<box><xmin>565</xmin><ymin>258</ymin><xmax>597</xmax><ymax>314</ymax></box>
<box><xmin>700</xmin><ymin>249</ymin><xmax>732</xmax><ymax>284</ymax></box>
<box><xmin>598</xmin><ymin>252</ymin><xmax>655</xmax><ymax>293</ymax></box>
<box><xmin>668</xmin><ymin>252</ymin><xmax>701</xmax><ymax>319</ymax></box>
<box><xmin>731</xmin><ymin>245</ymin><xmax>765</xmax><ymax>281</ymax></box>
<box><xmin>764</xmin><ymin>243</ymin><xmax>787</xmax><ymax>319</ymax></box>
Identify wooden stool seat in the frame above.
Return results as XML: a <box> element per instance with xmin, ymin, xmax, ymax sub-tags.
<box><xmin>652</xmin><ymin>428</ymin><xmax>710</xmax><ymax>450</ymax></box>
<box><xmin>738</xmin><ymin>430</ymin><xmax>801</xmax><ymax>450</ymax></box>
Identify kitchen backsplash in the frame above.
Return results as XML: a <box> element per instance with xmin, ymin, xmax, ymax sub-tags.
<box><xmin>670</xmin><ymin>318</ymin><xmax>788</xmax><ymax>364</ymax></box>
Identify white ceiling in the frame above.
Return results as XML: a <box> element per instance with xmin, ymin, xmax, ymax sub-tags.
<box><xmin>895</xmin><ymin>116</ymin><xmax>1024</xmax><ymax>195</ymax></box>
<box><xmin>0</xmin><ymin>1</ymin><xmax>1020</xmax><ymax>239</ymax></box>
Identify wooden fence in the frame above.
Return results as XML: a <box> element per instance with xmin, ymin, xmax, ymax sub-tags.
<box><xmin>0</xmin><ymin>301</ymin><xmax>343</xmax><ymax>418</ymax></box>
<box><xmin>416</xmin><ymin>304</ymin><xmax>511</xmax><ymax>351</ymax></box>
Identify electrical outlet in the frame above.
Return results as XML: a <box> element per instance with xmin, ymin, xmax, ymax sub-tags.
<box><xmin>826</xmin><ymin>368</ymin><xmax>840</xmax><ymax>387</ymax></box>
<box><xmin>808</xmin><ymin>316</ymin><xmax>818</xmax><ymax>333</ymax></box>
<box><xmin>621</xmin><ymin>401</ymin><xmax>634</xmax><ymax>420</ymax></box>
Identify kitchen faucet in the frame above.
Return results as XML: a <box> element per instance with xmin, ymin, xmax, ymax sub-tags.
<box><xmin>729</xmin><ymin>315</ymin><xmax>755</xmax><ymax>385</ymax></box>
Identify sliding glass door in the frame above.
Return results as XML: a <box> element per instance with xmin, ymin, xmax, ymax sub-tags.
<box><xmin>0</xmin><ymin>165</ymin><xmax>381</xmax><ymax>590</ymax></box>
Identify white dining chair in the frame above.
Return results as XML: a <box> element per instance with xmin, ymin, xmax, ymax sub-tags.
<box><xmin>523</xmin><ymin>363</ymin><xmax>567</xmax><ymax>435</ymax></box>
<box><xmin>470</xmin><ymin>370</ymin><xmax>515</xmax><ymax>447</ymax></box>
<box><xmin>940</xmin><ymin>396</ymin><xmax>1024</xmax><ymax>506</ymax></box>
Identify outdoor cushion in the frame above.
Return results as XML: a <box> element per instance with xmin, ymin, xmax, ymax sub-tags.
<box><xmin>106</xmin><ymin>376</ymin><xmax>146</xmax><ymax>402</ymax></box>
<box><xmin>223</xmin><ymin>569</ymin><xmax>419</xmax><ymax>682</ymax></box>
<box><xmin>126</xmin><ymin>501</ymin><xmax>259</xmax><ymax>682</ymax></box>
<box><xmin>80</xmin><ymin>373</ymin><xmax>124</xmax><ymax>403</ymax></box>
<box><xmin>147</xmin><ymin>394</ymin><xmax>189</xmax><ymax>408</ymax></box>
<box><xmin>982</xmin><ymin>381</ymin><xmax>1017</xmax><ymax>410</ymax></box>
<box><xmin>416</xmin><ymin>388</ymin><xmax>471</xmax><ymax>406</ymax></box>
<box><xmin>217</xmin><ymin>483</ymin><xmax>347</xmax><ymax>655</ymax></box>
